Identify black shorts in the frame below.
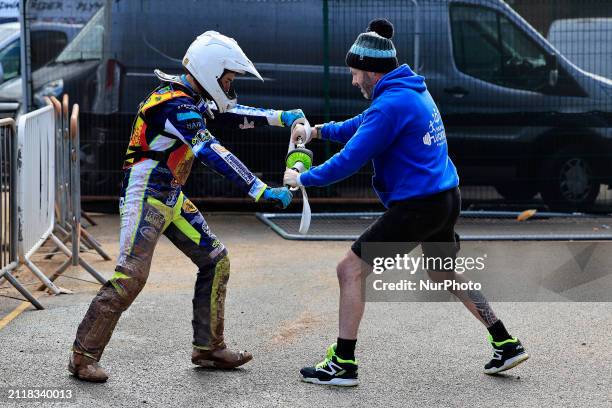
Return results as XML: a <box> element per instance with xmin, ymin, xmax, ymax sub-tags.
<box><xmin>352</xmin><ymin>187</ymin><xmax>461</xmax><ymax>269</ymax></box>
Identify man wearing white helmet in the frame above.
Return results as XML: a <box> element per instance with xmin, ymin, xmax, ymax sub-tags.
<box><xmin>68</xmin><ymin>31</ymin><xmax>304</xmax><ymax>382</ymax></box>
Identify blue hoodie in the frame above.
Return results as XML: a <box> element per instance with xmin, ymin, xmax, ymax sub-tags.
<box><xmin>299</xmin><ymin>64</ymin><xmax>459</xmax><ymax>208</ymax></box>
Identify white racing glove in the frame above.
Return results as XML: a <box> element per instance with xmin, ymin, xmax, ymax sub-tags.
<box><xmin>290</xmin><ymin>122</ymin><xmax>314</xmax><ymax>146</ymax></box>
<box><xmin>283</xmin><ymin>168</ymin><xmax>302</xmax><ymax>188</ymax></box>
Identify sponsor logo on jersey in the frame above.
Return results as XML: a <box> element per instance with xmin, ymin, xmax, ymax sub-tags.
<box><xmin>192</xmin><ymin>129</ymin><xmax>213</xmax><ymax>145</ymax></box>
<box><xmin>177</xmin><ymin>111</ymin><xmax>201</xmax><ymax>121</ymax></box>
<box><xmin>210</xmin><ymin>143</ymin><xmax>255</xmax><ymax>184</ymax></box>
<box><xmin>182</xmin><ymin>198</ymin><xmax>198</xmax><ymax>214</ymax></box>
<box><xmin>239</xmin><ymin>117</ymin><xmax>255</xmax><ymax>129</ymax></box>
<box><xmin>144</xmin><ymin>209</ymin><xmax>164</xmax><ymax>229</ymax></box>
<box><xmin>185</xmin><ymin>120</ymin><xmax>202</xmax><ymax>130</ymax></box>
<box><xmin>139</xmin><ymin>226</ymin><xmax>158</xmax><ymax>241</ymax></box>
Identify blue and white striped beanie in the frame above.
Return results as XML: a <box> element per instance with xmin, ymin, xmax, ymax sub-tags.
<box><xmin>346</xmin><ymin>18</ymin><xmax>399</xmax><ymax>73</ymax></box>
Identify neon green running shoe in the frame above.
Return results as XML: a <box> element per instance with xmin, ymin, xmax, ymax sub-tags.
<box><xmin>300</xmin><ymin>343</ymin><xmax>358</xmax><ymax>386</ymax></box>
<box><xmin>484</xmin><ymin>335</ymin><xmax>529</xmax><ymax>375</ymax></box>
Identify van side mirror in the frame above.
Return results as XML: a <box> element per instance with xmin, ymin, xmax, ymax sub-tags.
<box><xmin>545</xmin><ymin>53</ymin><xmax>558</xmax><ymax>88</ymax></box>
<box><xmin>0</xmin><ymin>62</ymin><xmax>4</xmax><ymax>85</ymax></box>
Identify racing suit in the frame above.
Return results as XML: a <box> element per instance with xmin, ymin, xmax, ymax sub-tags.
<box><xmin>73</xmin><ymin>72</ymin><xmax>290</xmax><ymax>360</ymax></box>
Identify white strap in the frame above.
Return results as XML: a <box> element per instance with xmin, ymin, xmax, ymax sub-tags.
<box><xmin>287</xmin><ymin>117</ymin><xmax>312</xmax><ymax>235</ymax></box>
<box><xmin>298</xmin><ymin>186</ymin><xmax>311</xmax><ymax>235</ymax></box>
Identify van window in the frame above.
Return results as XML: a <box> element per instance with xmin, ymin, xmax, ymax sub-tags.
<box><xmin>0</xmin><ymin>25</ymin><xmax>18</xmax><ymax>42</ymax></box>
<box><xmin>451</xmin><ymin>4</ymin><xmax>549</xmax><ymax>92</ymax></box>
<box><xmin>31</xmin><ymin>31</ymin><xmax>68</xmax><ymax>69</ymax></box>
<box><xmin>548</xmin><ymin>18</ymin><xmax>612</xmax><ymax>80</ymax></box>
<box><xmin>0</xmin><ymin>39</ymin><xmax>20</xmax><ymax>81</ymax></box>
<box><xmin>55</xmin><ymin>7</ymin><xmax>104</xmax><ymax>63</ymax></box>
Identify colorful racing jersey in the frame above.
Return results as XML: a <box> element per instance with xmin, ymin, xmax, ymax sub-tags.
<box><xmin>122</xmin><ymin>71</ymin><xmax>285</xmax><ymax>203</ymax></box>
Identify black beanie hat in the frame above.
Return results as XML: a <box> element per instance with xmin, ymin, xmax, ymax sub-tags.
<box><xmin>345</xmin><ymin>18</ymin><xmax>399</xmax><ymax>73</ymax></box>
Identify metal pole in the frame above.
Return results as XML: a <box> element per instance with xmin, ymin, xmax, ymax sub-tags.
<box><xmin>18</xmin><ymin>0</ymin><xmax>32</xmax><ymax>114</ymax></box>
<box><xmin>24</xmin><ymin>257</ymin><xmax>61</xmax><ymax>294</ymax></box>
<box><xmin>256</xmin><ymin>212</ymin><xmax>612</xmax><ymax>242</ymax></box>
<box><xmin>70</xmin><ymin>104</ymin><xmax>81</xmax><ymax>267</ymax></box>
<box><xmin>80</xmin><ymin>227</ymin><xmax>111</xmax><ymax>260</ymax></box>
<box><xmin>9</xmin><ymin>119</ymin><xmax>18</xmax><ymax>273</ymax></box>
<box><xmin>322</xmin><ymin>0</ymin><xmax>330</xmax><ymax>124</ymax></box>
<box><xmin>322</xmin><ymin>0</ymin><xmax>332</xmax><ymax>197</ymax></box>
<box><xmin>3</xmin><ymin>270</ymin><xmax>43</xmax><ymax>310</ymax></box>
<box><xmin>49</xmin><ymin>234</ymin><xmax>106</xmax><ymax>284</ymax></box>
<box><xmin>410</xmin><ymin>0</ymin><xmax>421</xmax><ymax>72</ymax></box>
<box><xmin>62</xmin><ymin>95</ymin><xmax>70</xmax><ymax>227</ymax></box>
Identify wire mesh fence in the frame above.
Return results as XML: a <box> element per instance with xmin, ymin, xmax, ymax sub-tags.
<box><xmin>5</xmin><ymin>0</ymin><xmax>612</xmax><ymax>212</ymax></box>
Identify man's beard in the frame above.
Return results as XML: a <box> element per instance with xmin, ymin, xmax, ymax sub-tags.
<box><xmin>360</xmin><ymin>87</ymin><xmax>370</xmax><ymax>99</ymax></box>
<box><xmin>359</xmin><ymin>77</ymin><xmax>375</xmax><ymax>100</ymax></box>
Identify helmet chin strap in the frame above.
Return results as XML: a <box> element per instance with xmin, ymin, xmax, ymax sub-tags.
<box><xmin>199</xmin><ymin>99</ymin><xmax>216</xmax><ymax>120</ymax></box>
<box><xmin>186</xmin><ymin>74</ymin><xmax>217</xmax><ymax>119</ymax></box>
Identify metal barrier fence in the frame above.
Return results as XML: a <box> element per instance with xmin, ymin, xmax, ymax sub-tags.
<box><xmin>0</xmin><ymin>101</ymin><xmax>109</xmax><ymax>309</ymax></box>
<box><xmin>16</xmin><ymin>104</ymin><xmax>64</xmax><ymax>295</ymax></box>
<box><xmin>257</xmin><ymin>211</ymin><xmax>612</xmax><ymax>241</ymax></box>
<box><xmin>44</xmin><ymin>95</ymin><xmax>110</xmax><ymax>276</ymax></box>
<box><xmin>16</xmin><ymin>0</ymin><xmax>612</xmax><ymax>213</ymax></box>
<box><xmin>44</xmin><ymin>101</ymin><xmax>107</xmax><ymax>284</ymax></box>
<box><xmin>0</xmin><ymin>119</ymin><xmax>42</xmax><ymax>309</ymax></box>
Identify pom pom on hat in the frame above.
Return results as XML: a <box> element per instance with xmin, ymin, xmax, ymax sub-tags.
<box><xmin>367</xmin><ymin>18</ymin><xmax>394</xmax><ymax>39</ymax></box>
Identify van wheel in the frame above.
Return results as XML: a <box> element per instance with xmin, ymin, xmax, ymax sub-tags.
<box><xmin>494</xmin><ymin>183</ymin><xmax>538</xmax><ymax>201</ymax></box>
<box><xmin>540</xmin><ymin>146</ymin><xmax>600</xmax><ymax>211</ymax></box>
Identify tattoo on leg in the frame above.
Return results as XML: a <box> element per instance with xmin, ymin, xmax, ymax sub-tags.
<box><xmin>467</xmin><ymin>289</ymin><xmax>498</xmax><ymax>326</ymax></box>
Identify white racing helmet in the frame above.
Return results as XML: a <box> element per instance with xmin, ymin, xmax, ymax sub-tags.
<box><xmin>182</xmin><ymin>31</ymin><xmax>262</xmax><ymax>112</ymax></box>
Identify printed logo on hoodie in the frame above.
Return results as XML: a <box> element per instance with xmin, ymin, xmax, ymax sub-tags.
<box><xmin>423</xmin><ymin>107</ymin><xmax>447</xmax><ymax>147</ymax></box>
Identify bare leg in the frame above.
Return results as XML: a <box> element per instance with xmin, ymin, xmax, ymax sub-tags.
<box><xmin>427</xmin><ymin>270</ymin><xmax>499</xmax><ymax>327</ymax></box>
<box><xmin>337</xmin><ymin>250</ymin><xmax>371</xmax><ymax>339</ymax></box>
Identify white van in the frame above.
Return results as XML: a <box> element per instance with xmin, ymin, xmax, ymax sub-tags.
<box><xmin>0</xmin><ymin>21</ymin><xmax>81</xmax><ymax>115</ymax></box>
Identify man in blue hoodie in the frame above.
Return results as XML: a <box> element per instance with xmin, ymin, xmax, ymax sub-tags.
<box><xmin>284</xmin><ymin>19</ymin><xmax>528</xmax><ymax>386</ymax></box>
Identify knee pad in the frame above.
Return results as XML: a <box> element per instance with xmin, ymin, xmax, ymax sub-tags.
<box><xmin>195</xmin><ymin>253</ymin><xmax>230</xmax><ymax>293</ymax></box>
<box><xmin>212</xmin><ymin>247</ymin><xmax>228</xmax><ymax>266</ymax></box>
<box><xmin>214</xmin><ymin>255</ymin><xmax>230</xmax><ymax>282</ymax></box>
<box><xmin>192</xmin><ymin>245</ymin><xmax>228</xmax><ymax>271</ymax></box>
<box><xmin>107</xmin><ymin>270</ymin><xmax>146</xmax><ymax>310</ymax></box>
<box><xmin>208</xmin><ymin>256</ymin><xmax>230</xmax><ymax>305</ymax></box>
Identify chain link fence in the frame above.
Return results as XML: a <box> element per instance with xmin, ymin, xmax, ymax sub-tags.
<box><xmin>5</xmin><ymin>0</ymin><xmax>612</xmax><ymax>212</ymax></box>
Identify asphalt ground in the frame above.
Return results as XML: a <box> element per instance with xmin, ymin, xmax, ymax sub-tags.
<box><xmin>0</xmin><ymin>214</ymin><xmax>610</xmax><ymax>407</ymax></box>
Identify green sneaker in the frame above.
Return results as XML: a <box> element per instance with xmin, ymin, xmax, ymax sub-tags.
<box><xmin>484</xmin><ymin>335</ymin><xmax>529</xmax><ymax>375</ymax></box>
<box><xmin>300</xmin><ymin>343</ymin><xmax>358</xmax><ymax>386</ymax></box>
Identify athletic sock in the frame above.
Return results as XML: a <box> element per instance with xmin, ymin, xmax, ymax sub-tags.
<box><xmin>335</xmin><ymin>338</ymin><xmax>357</xmax><ymax>361</ymax></box>
<box><xmin>487</xmin><ymin>320</ymin><xmax>512</xmax><ymax>342</ymax></box>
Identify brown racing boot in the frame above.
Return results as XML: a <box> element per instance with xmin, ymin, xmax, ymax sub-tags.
<box><xmin>191</xmin><ymin>347</ymin><xmax>253</xmax><ymax>369</ymax></box>
<box><xmin>68</xmin><ymin>352</ymin><xmax>109</xmax><ymax>382</ymax></box>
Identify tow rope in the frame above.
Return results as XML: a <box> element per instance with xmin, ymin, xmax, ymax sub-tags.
<box><xmin>285</xmin><ymin>118</ymin><xmax>313</xmax><ymax>234</ymax></box>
